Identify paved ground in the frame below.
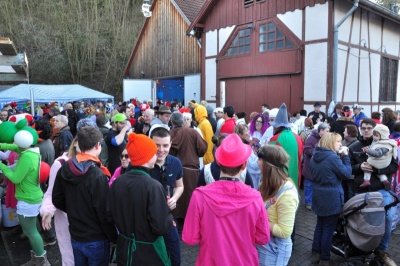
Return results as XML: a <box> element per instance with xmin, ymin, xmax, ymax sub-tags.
<box><xmin>1</xmin><ymin>190</ymin><xmax>400</xmax><ymax>265</ymax></box>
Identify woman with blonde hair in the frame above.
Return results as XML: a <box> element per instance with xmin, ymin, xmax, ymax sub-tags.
<box><xmin>256</xmin><ymin>145</ymin><xmax>299</xmax><ymax>265</ymax></box>
<box><xmin>40</xmin><ymin>138</ymin><xmax>79</xmax><ymax>266</ymax></box>
<box><xmin>310</xmin><ymin>133</ymin><xmax>352</xmax><ymax>265</ymax></box>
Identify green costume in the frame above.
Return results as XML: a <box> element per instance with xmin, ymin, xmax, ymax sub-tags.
<box><xmin>269</xmin><ymin>129</ymin><xmax>300</xmax><ymax>188</ymax></box>
<box><xmin>0</xmin><ymin>144</ymin><xmax>42</xmax><ymax>204</ymax></box>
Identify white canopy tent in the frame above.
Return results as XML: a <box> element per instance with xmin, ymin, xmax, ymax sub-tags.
<box><xmin>0</xmin><ymin>84</ymin><xmax>114</xmax><ymax>108</ymax></box>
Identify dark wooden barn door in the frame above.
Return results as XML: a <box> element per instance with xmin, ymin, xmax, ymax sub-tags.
<box><xmin>224</xmin><ymin>74</ymin><xmax>303</xmax><ymax>121</ymax></box>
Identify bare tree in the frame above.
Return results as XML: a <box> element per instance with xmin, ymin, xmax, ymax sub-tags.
<box><xmin>0</xmin><ymin>0</ymin><xmax>145</xmax><ymax>99</ymax></box>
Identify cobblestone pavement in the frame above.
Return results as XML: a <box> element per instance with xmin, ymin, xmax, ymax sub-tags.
<box><xmin>1</xmin><ymin>189</ymin><xmax>400</xmax><ymax>265</ymax></box>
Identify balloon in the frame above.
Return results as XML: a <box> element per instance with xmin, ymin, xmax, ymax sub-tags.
<box><xmin>39</xmin><ymin>162</ymin><xmax>51</xmax><ymax>183</ymax></box>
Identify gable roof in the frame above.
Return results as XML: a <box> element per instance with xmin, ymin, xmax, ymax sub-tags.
<box><xmin>358</xmin><ymin>0</ymin><xmax>400</xmax><ymax>23</ymax></box>
<box><xmin>174</xmin><ymin>0</ymin><xmax>206</xmax><ymax>23</ymax></box>
<box><xmin>123</xmin><ymin>0</ymin><xmax>205</xmax><ymax>76</ymax></box>
<box><xmin>187</xmin><ymin>0</ymin><xmax>400</xmax><ymax>34</ymax></box>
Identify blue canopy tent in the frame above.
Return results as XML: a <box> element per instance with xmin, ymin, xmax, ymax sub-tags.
<box><xmin>0</xmin><ymin>84</ymin><xmax>114</xmax><ymax>111</ymax></box>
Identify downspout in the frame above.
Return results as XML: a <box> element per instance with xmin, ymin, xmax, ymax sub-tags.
<box><xmin>332</xmin><ymin>0</ymin><xmax>359</xmax><ymax>103</ymax></box>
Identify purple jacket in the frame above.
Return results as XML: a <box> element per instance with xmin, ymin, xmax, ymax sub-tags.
<box><xmin>302</xmin><ymin>130</ymin><xmax>321</xmax><ymax>180</ymax></box>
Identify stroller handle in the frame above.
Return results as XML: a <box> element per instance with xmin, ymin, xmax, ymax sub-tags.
<box><xmin>384</xmin><ymin>190</ymin><xmax>400</xmax><ymax>211</ymax></box>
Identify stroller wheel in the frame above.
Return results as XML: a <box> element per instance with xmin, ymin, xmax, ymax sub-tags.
<box><xmin>368</xmin><ymin>258</ymin><xmax>383</xmax><ymax>266</ymax></box>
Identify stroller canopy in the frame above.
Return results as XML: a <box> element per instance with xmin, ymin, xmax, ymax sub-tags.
<box><xmin>342</xmin><ymin>192</ymin><xmax>385</xmax><ymax>252</ymax></box>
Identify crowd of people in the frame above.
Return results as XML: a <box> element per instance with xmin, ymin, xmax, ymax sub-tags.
<box><xmin>0</xmin><ymin>98</ymin><xmax>399</xmax><ymax>265</ymax></box>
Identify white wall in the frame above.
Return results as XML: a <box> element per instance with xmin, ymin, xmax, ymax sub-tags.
<box><xmin>366</xmin><ymin>14</ymin><xmax>383</xmax><ymax>51</ymax></box>
<box><xmin>277</xmin><ymin>9</ymin><xmax>302</xmax><ymax>40</ymax></box>
<box><xmin>184</xmin><ymin>74</ymin><xmax>201</xmax><ymax>105</ymax></box>
<box><xmin>219</xmin><ymin>26</ymin><xmax>235</xmax><ymax>52</ymax></box>
<box><xmin>304</xmin><ymin>42</ymin><xmax>328</xmax><ymax>102</ymax></box>
<box><xmin>305</xmin><ymin>3</ymin><xmax>329</xmax><ymax>41</ymax></box>
<box><xmin>205</xmin><ymin>58</ymin><xmax>217</xmax><ymax>101</ymax></box>
<box><xmin>204</xmin><ymin>26</ymin><xmax>235</xmax><ymax>103</ymax></box>
<box><xmin>382</xmin><ymin>20</ymin><xmax>400</xmax><ymax>56</ymax></box>
<box><xmin>205</xmin><ymin>30</ymin><xmax>218</xmax><ymax>57</ymax></box>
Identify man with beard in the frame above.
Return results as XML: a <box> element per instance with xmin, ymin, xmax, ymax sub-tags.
<box><xmin>169</xmin><ymin>112</ymin><xmax>207</xmax><ymax>232</ymax></box>
<box><xmin>105</xmin><ymin>113</ymin><xmax>130</xmax><ymax>175</ymax></box>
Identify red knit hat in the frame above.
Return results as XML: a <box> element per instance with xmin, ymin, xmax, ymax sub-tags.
<box><xmin>126</xmin><ymin>133</ymin><xmax>157</xmax><ymax>166</ymax></box>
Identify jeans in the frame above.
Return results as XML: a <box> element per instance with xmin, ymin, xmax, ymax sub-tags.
<box><xmin>304</xmin><ymin>179</ymin><xmax>313</xmax><ymax>206</ymax></box>
<box><xmin>257</xmin><ymin>235</ymin><xmax>292</xmax><ymax>266</ymax></box>
<box><xmin>71</xmin><ymin>239</ymin><xmax>110</xmax><ymax>266</ymax></box>
<box><xmin>312</xmin><ymin>213</ymin><xmax>340</xmax><ymax>261</ymax></box>
<box><xmin>342</xmin><ymin>179</ymin><xmax>355</xmax><ymax>203</ymax></box>
<box><xmin>378</xmin><ymin>189</ymin><xmax>394</xmax><ymax>251</ymax></box>
<box><xmin>164</xmin><ymin>225</ymin><xmax>181</xmax><ymax>266</ymax></box>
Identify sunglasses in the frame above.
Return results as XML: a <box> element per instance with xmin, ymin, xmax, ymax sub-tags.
<box><xmin>120</xmin><ymin>154</ymin><xmax>129</xmax><ymax>159</ymax></box>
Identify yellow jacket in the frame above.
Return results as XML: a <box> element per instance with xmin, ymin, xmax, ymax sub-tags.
<box><xmin>194</xmin><ymin>104</ymin><xmax>214</xmax><ymax>164</ymax></box>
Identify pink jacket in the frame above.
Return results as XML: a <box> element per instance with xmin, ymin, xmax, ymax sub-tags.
<box><xmin>183</xmin><ymin>181</ymin><xmax>270</xmax><ymax>265</ymax></box>
<box><xmin>39</xmin><ymin>153</ymin><xmax>74</xmax><ymax>266</ymax></box>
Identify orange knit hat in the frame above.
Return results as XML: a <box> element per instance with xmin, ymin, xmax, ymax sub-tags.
<box><xmin>126</xmin><ymin>133</ymin><xmax>157</xmax><ymax>166</ymax></box>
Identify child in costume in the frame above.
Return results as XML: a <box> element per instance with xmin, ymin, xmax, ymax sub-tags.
<box><xmin>0</xmin><ymin>119</ymin><xmax>51</xmax><ymax>265</ymax></box>
<box><xmin>360</xmin><ymin>124</ymin><xmax>398</xmax><ymax>190</ymax></box>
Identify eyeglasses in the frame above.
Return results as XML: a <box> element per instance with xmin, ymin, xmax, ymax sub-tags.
<box><xmin>120</xmin><ymin>154</ymin><xmax>129</xmax><ymax>159</ymax></box>
<box><xmin>361</xmin><ymin>127</ymin><xmax>373</xmax><ymax>131</ymax></box>
<box><xmin>256</xmin><ymin>120</ymin><xmax>263</xmax><ymax>124</ymax></box>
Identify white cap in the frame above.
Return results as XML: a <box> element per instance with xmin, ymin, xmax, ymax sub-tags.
<box><xmin>268</xmin><ymin>108</ymin><xmax>279</xmax><ymax>118</ymax></box>
<box><xmin>352</xmin><ymin>104</ymin><xmax>363</xmax><ymax>110</ymax></box>
<box><xmin>148</xmin><ymin>124</ymin><xmax>170</xmax><ymax>137</ymax></box>
<box><xmin>214</xmin><ymin>107</ymin><xmax>223</xmax><ymax>113</ymax></box>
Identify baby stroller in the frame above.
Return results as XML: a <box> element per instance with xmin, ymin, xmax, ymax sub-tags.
<box><xmin>331</xmin><ymin>191</ymin><xmax>400</xmax><ymax>266</ymax></box>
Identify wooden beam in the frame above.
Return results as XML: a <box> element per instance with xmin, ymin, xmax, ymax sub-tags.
<box><xmin>0</xmin><ymin>53</ymin><xmax>26</xmax><ymax>65</ymax></box>
<box><xmin>0</xmin><ymin>38</ymin><xmax>18</xmax><ymax>55</ymax></box>
<box><xmin>0</xmin><ymin>73</ymin><xmax>28</xmax><ymax>82</ymax></box>
<box><xmin>11</xmin><ymin>65</ymin><xmax>27</xmax><ymax>74</ymax></box>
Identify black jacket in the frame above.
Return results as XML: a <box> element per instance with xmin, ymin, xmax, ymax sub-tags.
<box><xmin>348</xmin><ymin>137</ymin><xmax>398</xmax><ymax>193</ymax></box>
<box><xmin>107</xmin><ymin>167</ymin><xmax>172</xmax><ymax>265</ymax></box>
<box><xmin>330</xmin><ymin>119</ymin><xmax>358</xmax><ymax>139</ymax></box>
<box><xmin>53</xmin><ymin>157</ymin><xmax>117</xmax><ymax>243</ymax></box>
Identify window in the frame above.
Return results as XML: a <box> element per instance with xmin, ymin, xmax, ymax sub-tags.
<box><xmin>379</xmin><ymin>57</ymin><xmax>398</xmax><ymax>102</ymax></box>
<box><xmin>225</xmin><ymin>28</ymin><xmax>251</xmax><ymax>56</ymax></box>
<box><xmin>244</xmin><ymin>0</ymin><xmax>263</xmax><ymax>6</ymax></box>
<box><xmin>259</xmin><ymin>23</ymin><xmax>294</xmax><ymax>52</ymax></box>
<box><xmin>244</xmin><ymin>0</ymin><xmax>253</xmax><ymax>6</ymax></box>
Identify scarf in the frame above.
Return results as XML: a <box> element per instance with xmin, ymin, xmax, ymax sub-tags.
<box><xmin>76</xmin><ymin>153</ymin><xmax>111</xmax><ymax>177</ymax></box>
